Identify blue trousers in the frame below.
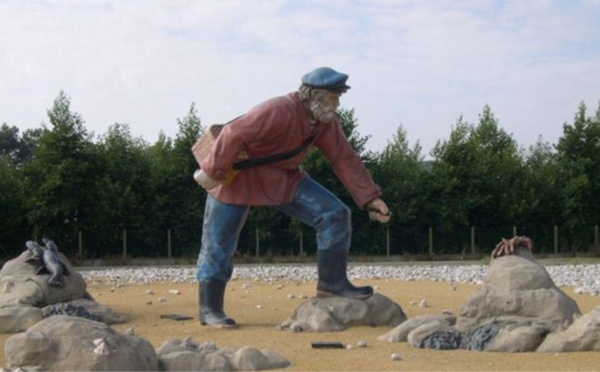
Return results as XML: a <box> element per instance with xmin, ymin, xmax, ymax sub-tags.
<box><xmin>196</xmin><ymin>177</ymin><xmax>351</xmax><ymax>283</ymax></box>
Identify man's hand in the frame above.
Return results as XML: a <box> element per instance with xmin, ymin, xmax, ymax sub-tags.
<box><xmin>366</xmin><ymin>198</ymin><xmax>391</xmax><ymax>224</ymax></box>
<box><xmin>193</xmin><ymin>169</ymin><xmax>220</xmax><ymax>190</ymax></box>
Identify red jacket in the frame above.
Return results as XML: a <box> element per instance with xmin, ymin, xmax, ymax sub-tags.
<box><xmin>200</xmin><ymin>92</ymin><xmax>381</xmax><ymax>209</ymax></box>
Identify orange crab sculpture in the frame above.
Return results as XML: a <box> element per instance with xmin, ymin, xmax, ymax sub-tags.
<box><xmin>491</xmin><ymin>236</ymin><xmax>533</xmax><ymax>259</ymax></box>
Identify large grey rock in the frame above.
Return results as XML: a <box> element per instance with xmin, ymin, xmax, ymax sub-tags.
<box><xmin>457</xmin><ymin>249</ymin><xmax>580</xmax><ymax>331</ymax></box>
<box><xmin>0</xmin><ymin>248</ymin><xmax>124</xmax><ymax>333</ymax></box>
<box><xmin>279</xmin><ymin>294</ymin><xmax>406</xmax><ymax>332</ymax></box>
<box><xmin>0</xmin><ymin>306</ymin><xmax>43</xmax><ymax>333</ymax></box>
<box><xmin>537</xmin><ymin>305</ymin><xmax>600</xmax><ymax>352</ymax></box>
<box><xmin>386</xmin><ymin>247</ymin><xmax>582</xmax><ymax>353</ymax></box>
<box><xmin>486</xmin><ymin>321</ymin><xmax>549</xmax><ymax>352</ymax></box>
<box><xmin>4</xmin><ymin>315</ymin><xmax>159</xmax><ymax>371</ymax></box>
<box><xmin>0</xmin><ymin>250</ymin><xmax>87</xmax><ymax>308</ymax></box>
<box><xmin>377</xmin><ymin>314</ymin><xmax>455</xmax><ymax>343</ymax></box>
<box><xmin>157</xmin><ymin>338</ymin><xmax>290</xmax><ymax>371</ymax></box>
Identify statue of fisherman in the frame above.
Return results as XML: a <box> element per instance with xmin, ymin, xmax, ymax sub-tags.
<box><xmin>194</xmin><ymin>67</ymin><xmax>391</xmax><ymax>328</ymax></box>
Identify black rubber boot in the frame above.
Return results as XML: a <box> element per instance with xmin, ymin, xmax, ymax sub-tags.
<box><xmin>199</xmin><ymin>280</ymin><xmax>237</xmax><ymax>329</ymax></box>
<box><xmin>316</xmin><ymin>249</ymin><xmax>373</xmax><ymax>300</ymax></box>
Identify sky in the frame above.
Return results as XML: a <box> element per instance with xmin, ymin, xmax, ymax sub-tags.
<box><xmin>1</xmin><ymin>0</ymin><xmax>599</xmax><ymax>158</ymax></box>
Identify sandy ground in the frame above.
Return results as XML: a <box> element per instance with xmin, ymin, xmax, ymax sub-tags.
<box><xmin>2</xmin><ymin>278</ymin><xmax>600</xmax><ymax>371</ymax></box>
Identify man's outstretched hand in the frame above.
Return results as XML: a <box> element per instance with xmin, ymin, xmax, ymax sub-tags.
<box><xmin>366</xmin><ymin>198</ymin><xmax>391</xmax><ymax>224</ymax></box>
<box><xmin>491</xmin><ymin>236</ymin><xmax>533</xmax><ymax>259</ymax></box>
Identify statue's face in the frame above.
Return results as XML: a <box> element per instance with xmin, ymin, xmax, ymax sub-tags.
<box><xmin>310</xmin><ymin>91</ymin><xmax>341</xmax><ymax>123</ymax></box>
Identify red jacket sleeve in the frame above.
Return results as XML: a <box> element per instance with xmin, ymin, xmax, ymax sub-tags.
<box><xmin>314</xmin><ymin>118</ymin><xmax>382</xmax><ymax>209</ymax></box>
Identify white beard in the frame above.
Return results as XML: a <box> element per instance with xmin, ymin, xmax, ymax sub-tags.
<box><xmin>309</xmin><ymin>100</ymin><xmax>337</xmax><ymax>123</ymax></box>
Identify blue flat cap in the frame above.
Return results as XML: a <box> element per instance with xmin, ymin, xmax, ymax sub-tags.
<box><xmin>301</xmin><ymin>67</ymin><xmax>350</xmax><ymax>93</ymax></box>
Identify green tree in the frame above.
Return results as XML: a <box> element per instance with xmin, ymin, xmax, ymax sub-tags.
<box><xmin>555</xmin><ymin>101</ymin><xmax>600</xmax><ymax>253</ymax></box>
<box><xmin>378</xmin><ymin>125</ymin><xmax>427</xmax><ymax>254</ymax></box>
<box><xmin>431</xmin><ymin>106</ymin><xmax>523</xmax><ymax>254</ymax></box>
<box><xmin>148</xmin><ymin>103</ymin><xmax>207</xmax><ymax>257</ymax></box>
<box><xmin>23</xmin><ymin>91</ymin><xmax>100</xmax><ymax>255</ymax></box>
<box><xmin>520</xmin><ymin>138</ymin><xmax>561</xmax><ymax>253</ymax></box>
<box><xmin>94</xmin><ymin>123</ymin><xmax>153</xmax><ymax>257</ymax></box>
<box><xmin>0</xmin><ymin>154</ymin><xmax>28</xmax><ymax>257</ymax></box>
<box><xmin>0</xmin><ymin>124</ymin><xmax>45</xmax><ymax>165</ymax></box>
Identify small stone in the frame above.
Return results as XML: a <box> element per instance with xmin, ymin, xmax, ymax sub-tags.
<box><xmin>450</xmin><ymin>283</ymin><xmax>457</xmax><ymax>291</ymax></box>
<box><xmin>158</xmin><ymin>297</ymin><xmax>167</xmax><ymax>302</ymax></box>
<box><xmin>168</xmin><ymin>289</ymin><xmax>181</xmax><ymax>295</ymax></box>
<box><xmin>93</xmin><ymin>338</ymin><xmax>111</xmax><ymax>355</ymax></box>
<box><xmin>277</xmin><ymin>284</ymin><xmax>284</xmax><ymax>290</ymax></box>
<box><xmin>94</xmin><ymin>340</ymin><xmax>111</xmax><ymax>356</ymax></box>
<box><xmin>409</xmin><ymin>301</ymin><xmax>417</xmax><ymax>306</ymax></box>
<box><xmin>242</xmin><ymin>283</ymin><xmax>251</xmax><ymax>290</ymax></box>
<box><xmin>256</xmin><ymin>305</ymin><xmax>262</xmax><ymax>309</ymax></box>
<box><xmin>110</xmin><ymin>287</ymin><xmax>116</xmax><ymax>293</ymax></box>
<box><xmin>391</xmin><ymin>353</ymin><xmax>402</xmax><ymax>361</ymax></box>
<box><xmin>145</xmin><ymin>290</ymin><xmax>154</xmax><ymax>295</ymax></box>
<box><xmin>357</xmin><ymin>340</ymin><xmax>367</xmax><ymax>348</ymax></box>
<box><xmin>418</xmin><ymin>299</ymin><xmax>428</xmax><ymax>308</ymax></box>
<box><xmin>146</xmin><ymin>301</ymin><xmax>153</xmax><ymax>305</ymax></box>
<box><xmin>374</xmin><ymin>286</ymin><xmax>380</xmax><ymax>290</ymax></box>
<box><xmin>287</xmin><ymin>294</ymin><xmax>295</xmax><ymax>299</ymax></box>
<box><xmin>300</xmin><ymin>293</ymin><xmax>308</xmax><ymax>299</ymax></box>
<box><xmin>574</xmin><ymin>287</ymin><xmax>584</xmax><ymax>294</ymax></box>
<box><xmin>245</xmin><ymin>290</ymin><xmax>250</xmax><ymax>294</ymax></box>
<box><xmin>442</xmin><ymin>309</ymin><xmax>453</xmax><ymax>315</ymax></box>
<box><xmin>346</xmin><ymin>344</ymin><xmax>354</xmax><ymax>350</ymax></box>
<box><xmin>126</xmin><ymin>328</ymin><xmax>135</xmax><ymax>335</ymax></box>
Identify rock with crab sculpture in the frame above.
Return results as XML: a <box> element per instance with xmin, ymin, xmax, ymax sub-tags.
<box><xmin>0</xmin><ymin>239</ymin><xmax>124</xmax><ymax>333</ymax></box>
<box><xmin>380</xmin><ymin>237</ymin><xmax>587</xmax><ymax>352</ymax></box>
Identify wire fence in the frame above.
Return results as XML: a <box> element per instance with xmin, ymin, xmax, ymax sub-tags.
<box><xmin>3</xmin><ymin>224</ymin><xmax>598</xmax><ymax>262</ymax></box>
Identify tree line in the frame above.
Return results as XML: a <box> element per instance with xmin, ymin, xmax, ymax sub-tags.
<box><xmin>1</xmin><ymin>91</ymin><xmax>599</xmax><ymax>261</ymax></box>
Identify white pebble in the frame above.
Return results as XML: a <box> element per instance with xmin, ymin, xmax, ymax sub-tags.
<box><xmin>442</xmin><ymin>309</ymin><xmax>453</xmax><ymax>315</ymax></box>
<box><xmin>391</xmin><ymin>353</ymin><xmax>402</xmax><ymax>361</ymax></box>
<box><xmin>168</xmin><ymin>289</ymin><xmax>181</xmax><ymax>295</ymax></box>
<box><xmin>145</xmin><ymin>290</ymin><xmax>154</xmax><ymax>295</ymax></box>
<box><xmin>287</xmin><ymin>294</ymin><xmax>295</xmax><ymax>299</ymax></box>
<box><xmin>409</xmin><ymin>301</ymin><xmax>417</xmax><ymax>306</ymax></box>
<box><xmin>256</xmin><ymin>305</ymin><xmax>262</xmax><ymax>309</ymax></box>
<box><xmin>300</xmin><ymin>293</ymin><xmax>308</xmax><ymax>299</ymax></box>
<box><xmin>77</xmin><ymin>263</ymin><xmax>600</xmax><ymax>297</ymax></box>
<box><xmin>418</xmin><ymin>299</ymin><xmax>428</xmax><ymax>308</ymax></box>
<box><xmin>125</xmin><ymin>328</ymin><xmax>135</xmax><ymax>335</ymax></box>
<box><xmin>346</xmin><ymin>344</ymin><xmax>354</xmax><ymax>350</ymax></box>
<box><xmin>357</xmin><ymin>340</ymin><xmax>367</xmax><ymax>348</ymax></box>
<box><xmin>242</xmin><ymin>283</ymin><xmax>251</xmax><ymax>290</ymax></box>
<box><xmin>94</xmin><ymin>341</ymin><xmax>111</xmax><ymax>356</ymax></box>
<box><xmin>158</xmin><ymin>297</ymin><xmax>167</xmax><ymax>302</ymax></box>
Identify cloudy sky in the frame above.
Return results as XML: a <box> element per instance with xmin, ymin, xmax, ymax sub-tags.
<box><xmin>1</xmin><ymin>0</ymin><xmax>599</xmax><ymax>157</ymax></box>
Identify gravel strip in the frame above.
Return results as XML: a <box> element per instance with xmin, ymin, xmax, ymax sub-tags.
<box><xmin>80</xmin><ymin>263</ymin><xmax>600</xmax><ymax>296</ymax></box>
